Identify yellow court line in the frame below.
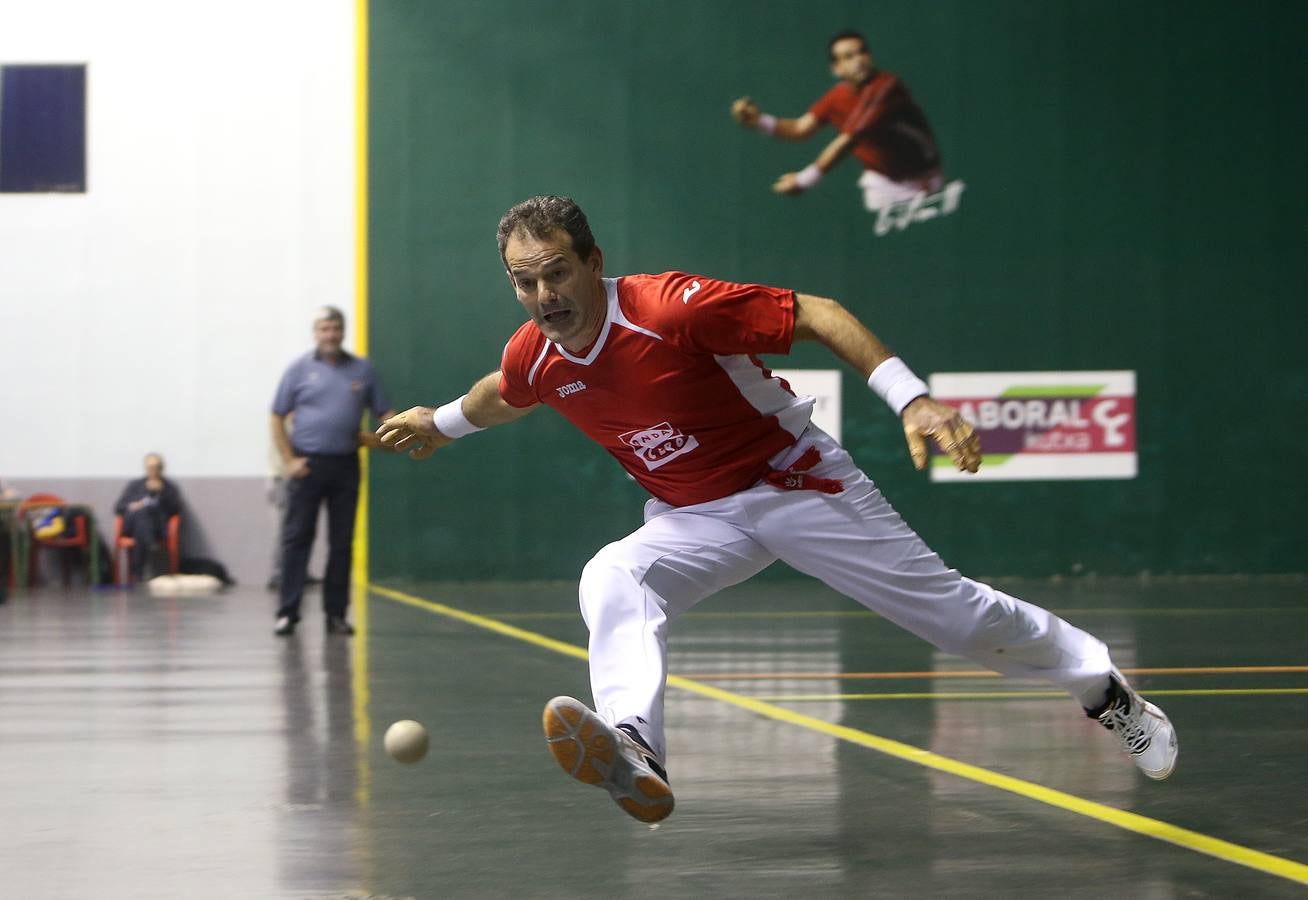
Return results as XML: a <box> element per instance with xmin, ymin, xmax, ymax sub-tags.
<box><xmin>371</xmin><ymin>584</ymin><xmax>1308</xmax><ymax>887</ymax></box>
<box><xmin>372</xmin><ymin>585</ymin><xmax>589</xmax><ymax>662</ymax></box>
<box><xmin>680</xmin><ymin>666</ymin><xmax>1308</xmax><ymax>681</ymax></box>
<box><xmin>491</xmin><ymin>610</ymin><xmax>872</xmax><ymax>620</ymax></box>
<box><xmin>487</xmin><ymin>607</ymin><xmax>1306</xmax><ymax>621</ymax></box>
<box><xmin>754</xmin><ymin>689</ymin><xmax>1308</xmax><ymax>702</ymax></box>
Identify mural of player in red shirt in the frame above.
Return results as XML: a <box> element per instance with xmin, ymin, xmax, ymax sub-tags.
<box><xmin>732</xmin><ymin>30</ymin><xmax>964</xmax><ymax>235</ymax></box>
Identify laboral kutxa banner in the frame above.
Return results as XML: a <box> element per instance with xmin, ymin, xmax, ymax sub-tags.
<box><xmin>927</xmin><ymin>371</ymin><xmax>1137</xmax><ymax>482</ymax></box>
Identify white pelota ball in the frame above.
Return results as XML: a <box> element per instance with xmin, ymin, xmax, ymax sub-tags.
<box><xmin>384</xmin><ymin>719</ymin><xmax>429</xmax><ymax>764</ymax></box>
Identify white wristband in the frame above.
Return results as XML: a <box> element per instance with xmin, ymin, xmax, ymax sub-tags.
<box><xmin>433</xmin><ymin>394</ymin><xmax>485</xmax><ymax>439</ymax></box>
<box><xmin>755</xmin><ymin>113</ymin><xmax>778</xmax><ymax>135</ymax></box>
<box><xmin>867</xmin><ymin>357</ymin><xmax>929</xmax><ymax>416</ymax></box>
<box><xmin>794</xmin><ymin>163</ymin><xmax>823</xmax><ymax>190</ymax></box>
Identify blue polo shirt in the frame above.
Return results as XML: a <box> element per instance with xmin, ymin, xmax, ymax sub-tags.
<box><xmin>272</xmin><ymin>350</ymin><xmax>391</xmax><ymax>455</ymax></box>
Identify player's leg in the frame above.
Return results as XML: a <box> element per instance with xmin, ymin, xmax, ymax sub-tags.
<box><xmin>750</xmin><ymin>429</ymin><xmax>1176</xmax><ymax>778</ymax></box>
<box><xmin>545</xmin><ymin>506</ymin><xmax>775</xmax><ymax>821</ymax></box>
<box><xmin>580</xmin><ymin>506</ymin><xmax>774</xmax><ymax>755</ymax></box>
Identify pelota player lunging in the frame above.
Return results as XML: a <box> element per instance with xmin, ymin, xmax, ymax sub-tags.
<box><xmin>378</xmin><ymin>196</ymin><xmax>1177</xmax><ymax>823</ymax></box>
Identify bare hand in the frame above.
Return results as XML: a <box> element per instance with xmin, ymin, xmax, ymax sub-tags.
<box><xmin>902</xmin><ymin>397</ymin><xmax>981</xmax><ymax>473</ymax></box>
<box><xmin>377</xmin><ymin>406</ymin><xmax>452</xmax><ymax>460</ymax></box>
<box><xmin>288</xmin><ymin>457</ymin><xmax>311</xmax><ymax>479</ymax></box>
<box><xmin>731</xmin><ymin>96</ymin><xmax>759</xmax><ymax>126</ymax></box>
<box><xmin>772</xmin><ymin>172</ymin><xmax>805</xmax><ymax>195</ymax></box>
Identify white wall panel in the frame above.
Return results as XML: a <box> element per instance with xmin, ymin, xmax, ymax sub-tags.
<box><xmin>0</xmin><ymin>0</ymin><xmax>355</xmax><ymax>477</ymax></box>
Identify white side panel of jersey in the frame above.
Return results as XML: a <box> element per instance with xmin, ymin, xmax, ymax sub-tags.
<box><xmin>713</xmin><ymin>354</ymin><xmax>815</xmax><ymax>438</ymax></box>
<box><xmin>525</xmin><ymin>341</ymin><xmax>552</xmax><ymax>386</ymax></box>
<box><xmin>609</xmin><ymin>278</ymin><xmax>665</xmax><ymax>341</ymax></box>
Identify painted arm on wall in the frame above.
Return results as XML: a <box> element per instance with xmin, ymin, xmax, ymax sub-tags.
<box><xmin>730</xmin><ymin>97</ymin><xmax>822</xmax><ymax>141</ymax></box>
<box><xmin>772</xmin><ymin>131</ymin><xmax>855</xmax><ymax>195</ymax></box>
<box><xmin>376</xmin><ymin>370</ymin><xmax>538</xmax><ymax>460</ymax></box>
<box><xmin>792</xmin><ymin>293</ymin><xmax>980</xmax><ymax>473</ymax></box>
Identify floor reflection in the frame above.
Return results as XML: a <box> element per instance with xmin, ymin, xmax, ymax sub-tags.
<box><xmin>277</xmin><ymin>625</ymin><xmax>362</xmax><ymax>895</ymax></box>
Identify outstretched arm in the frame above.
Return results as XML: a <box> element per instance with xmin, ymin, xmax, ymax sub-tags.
<box><xmin>792</xmin><ymin>293</ymin><xmax>981</xmax><ymax>473</ymax></box>
<box><xmin>376</xmin><ymin>370</ymin><xmax>538</xmax><ymax>459</ymax></box>
<box><xmin>731</xmin><ymin>97</ymin><xmax>821</xmax><ymax>141</ymax></box>
<box><xmin>773</xmin><ymin>131</ymin><xmax>854</xmax><ymax>195</ymax></box>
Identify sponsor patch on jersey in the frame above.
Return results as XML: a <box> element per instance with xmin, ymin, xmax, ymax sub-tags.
<box><xmin>556</xmin><ymin>380</ymin><xmax>587</xmax><ymax>398</ymax></box>
<box><xmin>619</xmin><ymin>422</ymin><xmax>700</xmax><ymax>471</ymax></box>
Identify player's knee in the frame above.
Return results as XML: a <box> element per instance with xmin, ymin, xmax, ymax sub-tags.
<box><xmin>578</xmin><ymin>543</ymin><xmax>642</xmax><ymax>625</ymax></box>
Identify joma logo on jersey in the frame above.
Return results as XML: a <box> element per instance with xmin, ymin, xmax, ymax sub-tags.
<box><xmin>619</xmin><ymin>422</ymin><xmax>700</xmax><ymax>471</ymax></box>
<box><xmin>556</xmin><ymin>380</ymin><xmax>587</xmax><ymax>398</ymax></box>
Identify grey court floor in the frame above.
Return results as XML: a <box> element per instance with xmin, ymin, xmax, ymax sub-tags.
<box><xmin>1</xmin><ymin>576</ymin><xmax>1306</xmax><ymax>899</ymax></box>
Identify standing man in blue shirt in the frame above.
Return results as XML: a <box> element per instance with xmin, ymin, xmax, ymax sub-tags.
<box><xmin>271</xmin><ymin>306</ymin><xmax>394</xmax><ymax>636</ymax></box>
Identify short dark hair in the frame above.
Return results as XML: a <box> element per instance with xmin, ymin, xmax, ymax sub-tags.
<box><xmin>314</xmin><ymin>305</ymin><xmax>345</xmax><ymax>325</ymax></box>
<box><xmin>827</xmin><ymin>30</ymin><xmax>867</xmax><ymax>61</ymax></box>
<box><xmin>496</xmin><ymin>195</ymin><xmax>596</xmax><ymax>265</ymax></box>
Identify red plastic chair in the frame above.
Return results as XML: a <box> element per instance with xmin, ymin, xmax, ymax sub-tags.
<box><xmin>16</xmin><ymin>493</ymin><xmax>91</xmax><ymax>587</ymax></box>
<box><xmin>111</xmin><ymin>513</ymin><xmax>181</xmax><ymax>586</ymax></box>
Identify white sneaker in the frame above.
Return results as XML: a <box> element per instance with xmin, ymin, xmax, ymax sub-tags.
<box><xmin>542</xmin><ymin>696</ymin><xmax>675</xmax><ymax>823</ymax></box>
<box><xmin>1090</xmin><ymin>672</ymin><xmax>1178</xmax><ymax>780</ymax></box>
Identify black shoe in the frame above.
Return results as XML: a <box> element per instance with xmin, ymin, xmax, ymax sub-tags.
<box><xmin>325</xmin><ymin>616</ymin><xmax>355</xmax><ymax>635</ymax></box>
<box><xmin>616</xmin><ymin>724</ymin><xmax>670</xmax><ymax>784</ymax></box>
<box><xmin>274</xmin><ymin>616</ymin><xmax>297</xmax><ymax>636</ymax></box>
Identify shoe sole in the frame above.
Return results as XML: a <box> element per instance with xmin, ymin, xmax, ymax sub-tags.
<box><xmin>542</xmin><ymin>696</ymin><xmax>674</xmax><ymax>823</ymax></box>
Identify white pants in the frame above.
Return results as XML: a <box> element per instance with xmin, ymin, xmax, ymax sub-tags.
<box><xmin>578</xmin><ymin>427</ymin><xmax>1113</xmax><ymax>759</ymax></box>
<box><xmin>858</xmin><ymin>168</ymin><xmax>944</xmax><ymax>212</ymax></box>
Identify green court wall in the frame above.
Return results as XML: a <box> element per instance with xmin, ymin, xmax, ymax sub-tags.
<box><xmin>368</xmin><ymin>0</ymin><xmax>1307</xmax><ymax>580</ymax></box>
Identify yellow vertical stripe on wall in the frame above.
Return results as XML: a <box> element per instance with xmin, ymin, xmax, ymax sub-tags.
<box><xmin>352</xmin><ymin>0</ymin><xmax>374</xmax><ymax>829</ymax></box>
<box><xmin>352</xmin><ymin>0</ymin><xmax>371</xmax><ymax>589</ymax></box>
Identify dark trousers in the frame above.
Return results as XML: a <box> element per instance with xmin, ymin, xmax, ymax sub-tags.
<box><xmin>277</xmin><ymin>453</ymin><xmax>359</xmax><ymax>622</ymax></box>
<box><xmin>123</xmin><ymin>508</ymin><xmax>167</xmax><ymax>579</ymax></box>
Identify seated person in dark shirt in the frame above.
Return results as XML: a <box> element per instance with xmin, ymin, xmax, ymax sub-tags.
<box><xmin>113</xmin><ymin>453</ymin><xmax>183</xmax><ymax>580</ymax></box>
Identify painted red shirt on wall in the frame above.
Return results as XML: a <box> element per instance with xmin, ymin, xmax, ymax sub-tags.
<box><xmin>499</xmin><ymin>273</ymin><xmax>814</xmax><ymax>507</ymax></box>
<box><xmin>809</xmin><ymin>72</ymin><xmax>941</xmax><ymax>181</ymax></box>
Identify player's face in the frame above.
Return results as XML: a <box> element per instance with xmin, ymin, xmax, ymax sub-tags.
<box><xmin>830</xmin><ymin>38</ymin><xmax>873</xmax><ymax>84</ymax></box>
<box><xmin>313</xmin><ymin>317</ymin><xmax>345</xmax><ymax>357</ymax></box>
<box><xmin>505</xmin><ymin>229</ymin><xmax>605</xmax><ymax>352</ymax></box>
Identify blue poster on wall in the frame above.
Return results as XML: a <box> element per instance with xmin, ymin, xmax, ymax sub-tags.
<box><xmin>0</xmin><ymin>64</ymin><xmax>86</xmax><ymax>193</ymax></box>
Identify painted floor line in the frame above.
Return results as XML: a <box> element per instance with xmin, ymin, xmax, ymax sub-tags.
<box><xmin>371</xmin><ymin>583</ymin><xmax>1308</xmax><ymax>887</ymax></box>
<box><xmin>484</xmin><ymin>607</ymin><xmax>1307</xmax><ymax>620</ymax></box>
<box><xmin>751</xmin><ymin>688</ymin><xmax>1308</xmax><ymax>702</ymax></box>
<box><xmin>679</xmin><ymin>665</ymin><xmax>1308</xmax><ymax>681</ymax></box>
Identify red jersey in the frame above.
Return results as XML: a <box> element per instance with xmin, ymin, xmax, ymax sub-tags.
<box><xmin>809</xmin><ymin>72</ymin><xmax>941</xmax><ymax>181</ymax></box>
<box><xmin>499</xmin><ymin>272</ymin><xmax>814</xmax><ymax>507</ymax></box>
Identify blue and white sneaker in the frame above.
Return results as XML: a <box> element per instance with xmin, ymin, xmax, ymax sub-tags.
<box><xmin>542</xmin><ymin>696</ymin><xmax>675</xmax><ymax>823</ymax></box>
<box><xmin>1088</xmin><ymin>672</ymin><xmax>1178</xmax><ymax>780</ymax></box>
